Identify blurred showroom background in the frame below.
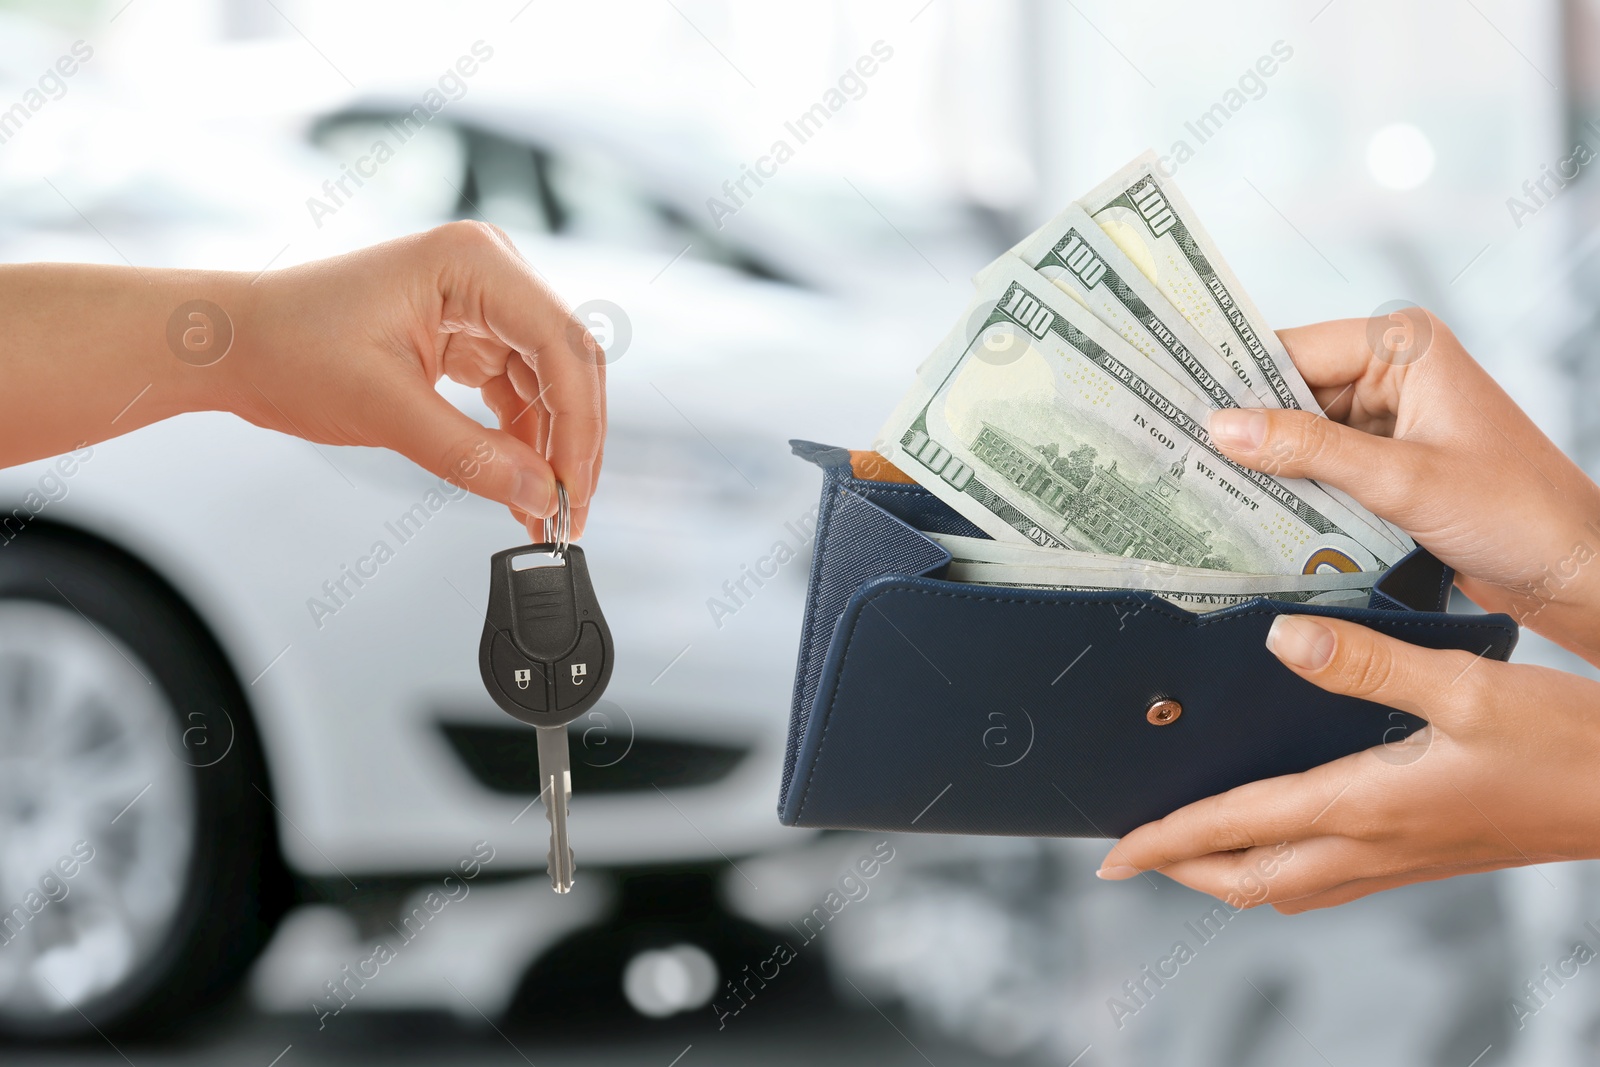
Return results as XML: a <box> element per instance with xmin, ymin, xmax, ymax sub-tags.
<box><xmin>1</xmin><ymin>0</ymin><xmax>1599</xmax><ymax>1064</ymax></box>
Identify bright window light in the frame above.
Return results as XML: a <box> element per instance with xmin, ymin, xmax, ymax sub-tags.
<box><xmin>1366</xmin><ymin>122</ymin><xmax>1436</xmax><ymax>190</ymax></box>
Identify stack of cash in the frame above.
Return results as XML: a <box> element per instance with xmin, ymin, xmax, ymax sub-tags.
<box><xmin>875</xmin><ymin>151</ymin><xmax>1411</xmax><ymax>613</ymax></box>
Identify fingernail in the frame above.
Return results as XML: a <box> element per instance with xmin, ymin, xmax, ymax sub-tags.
<box><xmin>1267</xmin><ymin>615</ymin><xmax>1336</xmax><ymax>670</ymax></box>
<box><xmin>1208</xmin><ymin>408</ymin><xmax>1268</xmax><ymax>450</ymax></box>
<box><xmin>511</xmin><ymin>469</ymin><xmax>556</xmax><ymax>518</ymax></box>
<box><xmin>1096</xmin><ymin>865</ymin><xmax>1138</xmax><ymax>881</ymax></box>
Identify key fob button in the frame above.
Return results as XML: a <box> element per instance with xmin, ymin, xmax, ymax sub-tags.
<box><xmin>489</xmin><ymin>629</ymin><xmax>550</xmax><ymax>712</ymax></box>
<box><xmin>554</xmin><ymin>623</ymin><xmax>606</xmax><ymax>711</ymax></box>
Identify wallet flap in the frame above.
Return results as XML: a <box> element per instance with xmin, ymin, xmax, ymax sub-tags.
<box><xmin>782</xmin><ymin>475</ymin><xmax>954</xmax><ymax>805</ymax></box>
<box><xmin>782</xmin><ymin>577</ymin><xmax>1518</xmax><ymax>836</ymax></box>
<box><xmin>790</xmin><ymin>439</ymin><xmax>1453</xmax><ymax>614</ymax></box>
<box><xmin>791</xmin><ymin>439</ymin><xmax>990</xmax><ymax>537</ymax></box>
<box><xmin>1369</xmin><ymin>544</ymin><xmax>1455</xmax><ymax>612</ymax></box>
<box><xmin>789</xmin><ymin>439</ymin><xmax>853</xmax><ymax>471</ymax></box>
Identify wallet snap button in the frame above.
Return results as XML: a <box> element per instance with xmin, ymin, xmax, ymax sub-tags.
<box><xmin>1146</xmin><ymin>699</ymin><xmax>1182</xmax><ymax>726</ymax></box>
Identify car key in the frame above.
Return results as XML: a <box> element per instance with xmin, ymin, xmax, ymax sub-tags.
<box><xmin>477</xmin><ymin>485</ymin><xmax>613</xmax><ymax>893</ymax></box>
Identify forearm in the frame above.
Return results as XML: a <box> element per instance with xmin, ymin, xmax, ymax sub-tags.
<box><xmin>0</xmin><ymin>263</ymin><xmax>254</xmax><ymax>466</ymax></box>
<box><xmin>0</xmin><ymin>225</ymin><xmax>602</xmax><ymax>533</ymax></box>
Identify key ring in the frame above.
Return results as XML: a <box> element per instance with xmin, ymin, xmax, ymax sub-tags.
<box><xmin>543</xmin><ymin>482</ymin><xmax>571</xmax><ymax>558</ymax></box>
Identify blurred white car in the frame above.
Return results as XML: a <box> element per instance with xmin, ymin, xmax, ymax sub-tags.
<box><xmin>0</xmin><ymin>83</ymin><xmax>957</xmax><ymax>1036</ymax></box>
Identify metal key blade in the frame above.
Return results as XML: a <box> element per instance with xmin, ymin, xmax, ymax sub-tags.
<box><xmin>536</xmin><ymin>725</ymin><xmax>575</xmax><ymax>893</ymax></box>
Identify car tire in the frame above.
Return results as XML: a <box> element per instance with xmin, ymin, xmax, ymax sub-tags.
<box><xmin>0</xmin><ymin>524</ymin><xmax>290</xmax><ymax>1039</ymax></box>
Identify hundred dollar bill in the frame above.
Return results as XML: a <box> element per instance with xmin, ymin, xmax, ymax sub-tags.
<box><xmin>928</xmin><ymin>531</ymin><xmax>1236</xmax><ymax>571</ymax></box>
<box><xmin>999</xmin><ymin>201</ymin><xmax>1254</xmax><ymax>410</ymax></box>
<box><xmin>1078</xmin><ymin>151</ymin><xmax>1322</xmax><ymax>413</ymax></box>
<box><xmin>877</xmin><ymin>258</ymin><xmax>1401</xmax><ymax>575</ymax></box>
<box><xmin>930</xmin><ymin>532</ymin><xmax>1379</xmax><ymax>593</ymax></box>
<box><xmin>931</xmin><ymin>529</ymin><xmax>1233</xmax><ymax>572</ymax></box>
<box><xmin>998</xmin><ymin>206</ymin><xmax>1411</xmax><ymax>557</ymax></box>
<box><xmin>944</xmin><ymin>560</ymin><xmax>1374</xmax><ymax>613</ymax></box>
<box><xmin>945</xmin><ymin>256</ymin><xmax>1409</xmax><ymax>568</ymax></box>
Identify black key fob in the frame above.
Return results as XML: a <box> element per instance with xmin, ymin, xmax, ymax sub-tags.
<box><xmin>478</xmin><ymin>543</ymin><xmax>613</xmax><ymax>729</ymax></box>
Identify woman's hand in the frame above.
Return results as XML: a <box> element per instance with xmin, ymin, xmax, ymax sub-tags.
<box><xmin>1097</xmin><ymin>613</ymin><xmax>1600</xmax><ymax>913</ymax></box>
<box><xmin>230</xmin><ymin>222</ymin><xmax>605</xmax><ymax>538</ymax></box>
<box><xmin>0</xmin><ymin>221</ymin><xmax>605</xmax><ymax>539</ymax></box>
<box><xmin>1097</xmin><ymin>308</ymin><xmax>1600</xmax><ymax>912</ymax></box>
<box><xmin>1206</xmin><ymin>311</ymin><xmax>1600</xmax><ymax>665</ymax></box>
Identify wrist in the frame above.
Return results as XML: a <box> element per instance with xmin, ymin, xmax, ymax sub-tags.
<box><xmin>1495</xmin><ymin>517</ymin><xmax>1600</xmax><ymax>666</ymax></box>
<box><xmin>155</xmin><ymin>269</ymin><xmax>265</xmax><ymax>420</ymax></box>
<box><xmin>0</xmin><ymin>263</ymin><xmax>266</xmax><ymax>466</ymax></box>
<box><xmin>1534</xmin><ymin>603</ymin><xmax>1600</xmax><ymax>671</ymax></box>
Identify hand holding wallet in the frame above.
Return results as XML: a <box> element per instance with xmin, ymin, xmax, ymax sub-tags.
<box><xmin>775</xmin><ymin>153</ymin><xmax>1533</xmax><ymax>843</ymax></box>
<box><xmin>777</xmin><ymin>441</ymin><xmax>1517</xmax><ymax>839</ymax></box>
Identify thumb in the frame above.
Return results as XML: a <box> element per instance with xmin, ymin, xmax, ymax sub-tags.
<box><xmin>1264</xmin><ymin>614</ymin><xmax>1483</xmax><ymax>730</ymax></box>
<box><xmin>378</xmin><ymin>382</ymin><xmax>558</xmax><ymax>519</ymax></box>
<box><xmin>1207</xmin><ymin>407</ymin><xmax>1434</xmax><ymax>522</ymax></box>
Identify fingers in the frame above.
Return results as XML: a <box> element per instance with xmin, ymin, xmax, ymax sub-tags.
<box><xmin>504</xmin><ymin>352</ymin><xmax>543</xmax><ymax>404</ymax></box>
<box><xmin>433</xmin><ymin>221</ymin><xmax>606</xmax><ymax>509</ymax></box>
<box><xmin>1124</xmin><ymin>837</ymin><xmax>1505</xmax><ymax>913</ymax></box>
<box><xmin>374</xmin><ymin>378</ymin><xmax>558</xmax><ymax>518</ymax></box>
<box><xmin>1276</xmin><ymin>318</ymin><xmax>1381</xmax><ymax>390</ymax></box>
<box><xmin>1097</xmin><ymin>759</ymin><xmax>1361</xmax><ymax>874</ymax></box>
<box><xmin>1269</xmin><ymin>860</ymin><xmax>1508</xmax><ymax>914</ymax></box>
<box><xmin>567</xmin><ymin>435</ymin><xmax>602</xmax><ymax>540</ymax></box>
<box><xmin>1099</xmin><ymin>617</ymin><xmax>1493</xmax><ymax>880</ymax></box>
<box><xmin>481</xmin><ymin>371</ymin><xmax>594</xmax><ymax>539</ymax></box>
<box><xmin>1151</xmin><ymin>837</ymin><xmax>1367</xmax><ymax>908</ymax></box>
<box><xmin>1276</xmin><ymin>314</ymin><xmax>1423</xmax><ymax>424</ymax></box>
<box><xmin>1146</xmin><ymin>840</ymin><xmax>1501</xmax><ymax>912</ymax></box>
<box><xmin>480</xmin><ymin>374</ymin><xmax>552</xmax><ymax>538</ymax></box>
<box><xmin>1206</xmin><ymin>406</ymin><xmax>1436</xmax><ymax>522</ymax></box>
<box><xmin>1264</xmin><ymin>615</ymin><xmax>1489</xmax><ymax>732</ymax></box>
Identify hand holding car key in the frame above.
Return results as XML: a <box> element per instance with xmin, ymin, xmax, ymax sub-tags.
<box><xmin>478</xmin><ymin>484</ymin><xmax>613</xmax><ymax>893</ymax></box>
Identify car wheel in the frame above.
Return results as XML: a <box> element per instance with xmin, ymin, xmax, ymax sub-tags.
<box><xmin>0</xmin><ymin>528</ymin><xmax>288</xmax><ymax>1038</ymax></box>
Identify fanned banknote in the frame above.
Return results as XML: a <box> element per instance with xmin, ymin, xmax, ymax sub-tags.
<box><xmin>943</xmin><ymin>562</ymin><xmax>1372</xmax><ymax>612</ymax></box>
<box><xmin>876</xmin><ymin>258</ymin><xmax>1402</xmax><ymax>576</ymax></box>
<box><xmin>930</xmin><ymin>532</ymin><xmax>1376</xmax><ymax>611</ymax></box>
<box><xmin>1002</xmin><ymin>197</ymin><xmax>1410</xmax><ymax>557</ymax></box>
<box><xmin>1076</xmin><ymin>151</ymin><xmax>1321</xmax><ymax>413</ymax></box>
<box><xmin>993</xmin><ymin>201</ymin><xmax>1249</xmax><ymax>410</ymax></box>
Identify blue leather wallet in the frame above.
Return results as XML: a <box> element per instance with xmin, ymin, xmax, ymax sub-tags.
<box><xmin>778</xmin><ymin>440</ymin><xmax>1520</xmax><ymax>838</ymax></box>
